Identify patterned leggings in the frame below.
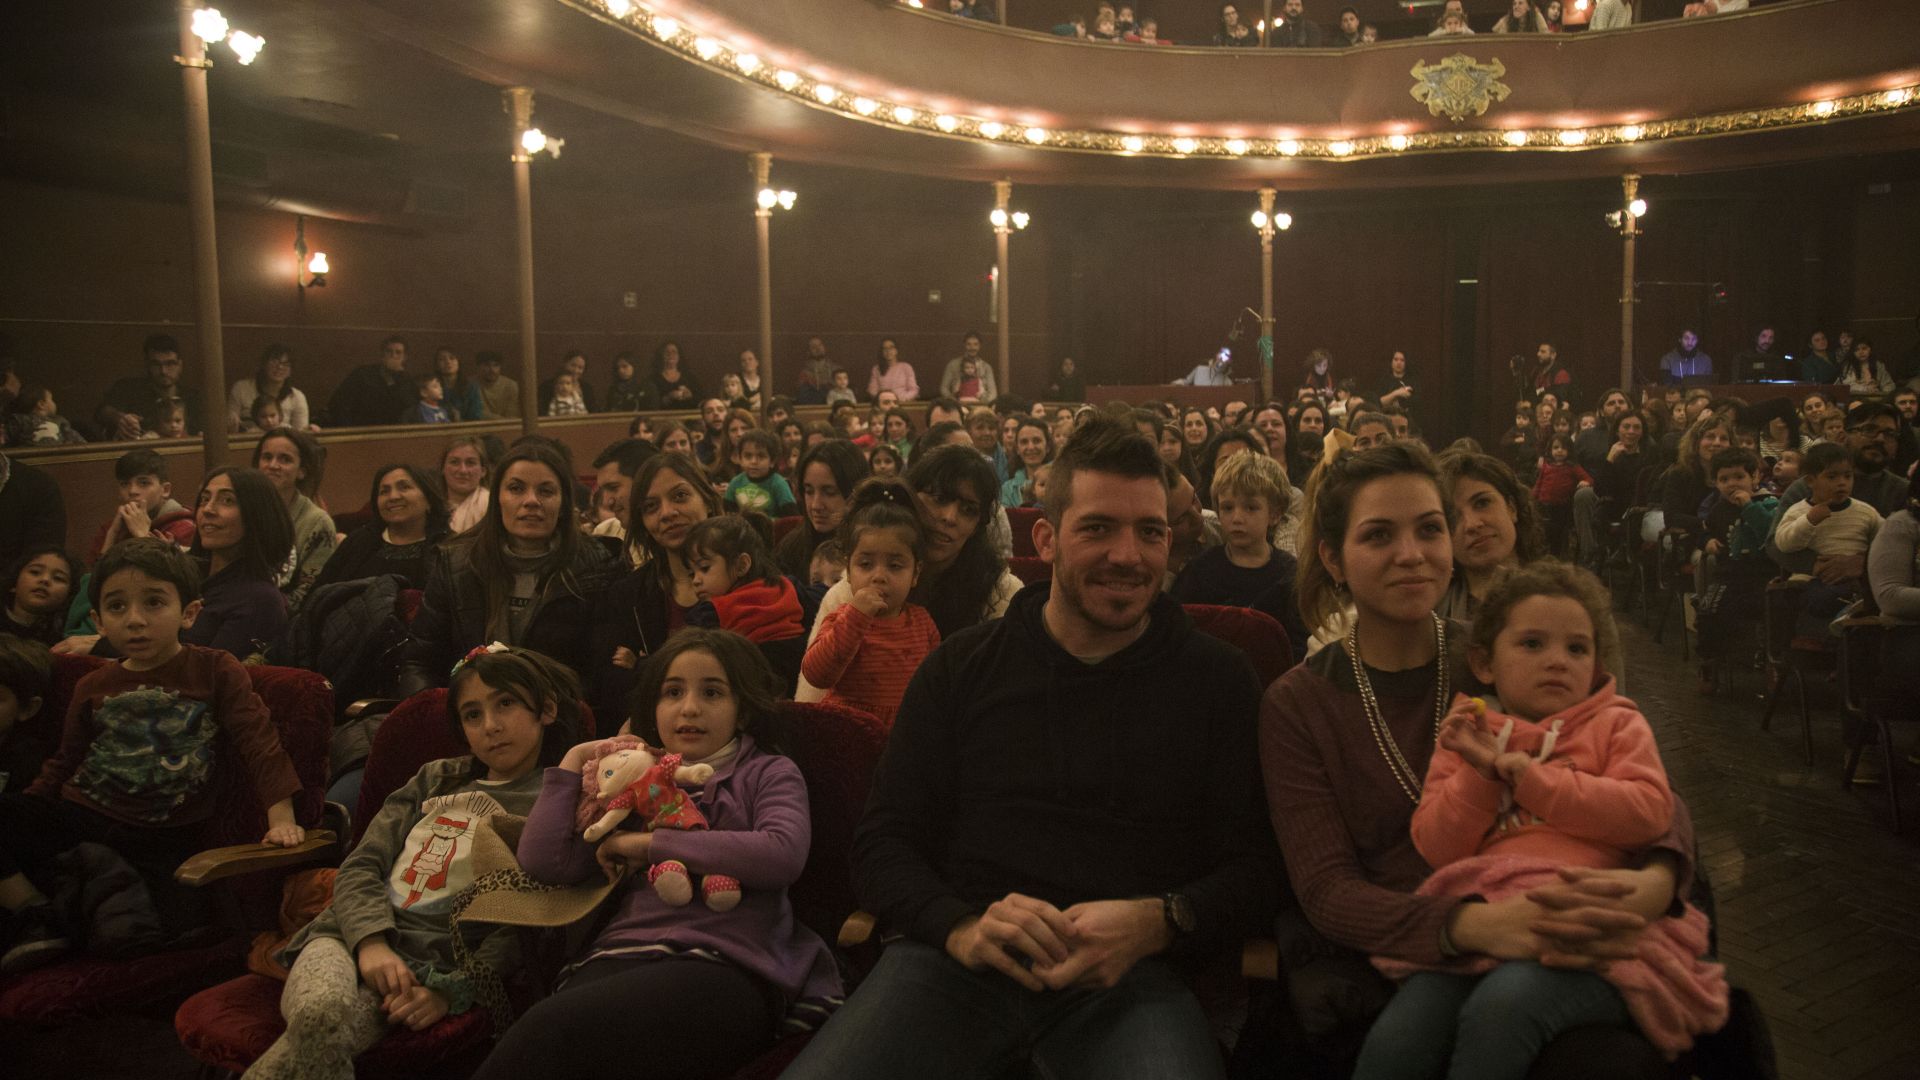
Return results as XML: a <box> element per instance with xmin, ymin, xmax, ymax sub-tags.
<box><xmin>243</xmin><ymin>936</ymin><xmax>387</xmax><ymax>1080</ymax></box>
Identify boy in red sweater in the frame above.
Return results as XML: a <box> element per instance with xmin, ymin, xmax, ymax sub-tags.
<box><xmin>88</xmin><ymin>449</ymin><xmax>197</xmax><ymax>563</ymax></box>
<box><xmin>0</xmin><ymin>538</ymin><xmax>306</xmax><ymax>973</ymax></box>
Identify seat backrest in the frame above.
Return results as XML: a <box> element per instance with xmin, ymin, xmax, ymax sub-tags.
<box><xmin>772</xmin><ymin>515</ymin><xmax>802</xmax><ymax>547</ymax></box>
<box><xmin>1005</xmin><ymin>507</ymin><xmax>1044</xmax><ymax>558</ymax></box>
<box><xmin>777</xmin><ymin>700</ymin><xmax>890</xmax><ymax>944</ymax></box>
<box><xmin>1183</xmin><ymin>604</ymin><xmax>1294</xmax><ymax>689</ymax></box>
<box><xmin>1008</xmin><ymin>556</ymin><xmax>1052</xmax><ymax>586</ymax></box>
<box><xmin>353</xmin><ymin>688</ymin><xmax>598</xmax><ymax>845</ymax></box>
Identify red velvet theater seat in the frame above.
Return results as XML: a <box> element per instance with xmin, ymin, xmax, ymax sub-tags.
<box><xmin>0</xmin><ymin>660</ymin><xmax>333</xmax><ymax>1027</ymax></box>
<box><xmin>1182</xmin><ymin>603</ymin><xmax>1295</xmax><ymax>689</ymax></box>
<box><xmin>175</xmin><ymin>686</ymin><xmax>597</xmax><ymax>1076</ymax></box>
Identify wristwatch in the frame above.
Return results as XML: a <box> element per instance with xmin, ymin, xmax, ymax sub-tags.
<box><xmin>1160</xmin><ymin>892</ymin><xmax>1196</xmax><ymax>937</ymax></box>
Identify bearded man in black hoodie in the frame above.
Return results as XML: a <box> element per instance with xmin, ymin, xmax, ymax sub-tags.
<box><xmin>785</xmin><ymin>418</ymin><xmax>1278</xmax><ymax>1080</ymax></box>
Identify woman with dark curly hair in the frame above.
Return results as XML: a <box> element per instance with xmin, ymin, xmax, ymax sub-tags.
<box><xmin>1434</xmin><ymin>449</ymin><xmax>1546</xmax><ymax>625</ymax></box>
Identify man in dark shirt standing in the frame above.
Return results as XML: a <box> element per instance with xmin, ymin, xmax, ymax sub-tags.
<box><xmin>326</xmin><ymin>336</ymin><xmax>415</xmax><ymax>426</ymax></box>
<box><xmin>94</xmin><ymin>334</ymin><xmax>198</xmax><ymax>441</ymax></box>
<box><xmin>784</xmin><ymin>420</ymin><xmax>1277</xmax><ymax>1080</ymax></box>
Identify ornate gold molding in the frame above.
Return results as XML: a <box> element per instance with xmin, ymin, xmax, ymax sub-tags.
<box><xmin>1409</xmin><ymin>54</ymin><xmax>1512</xmax><ymax>121</ymax></box>
<box><xmin>574</xmin><ymin>0</ymin><xmax>1920</xmax><ymax>162</ymax></box>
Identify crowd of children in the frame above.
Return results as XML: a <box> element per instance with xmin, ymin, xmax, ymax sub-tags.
<box><xmin>3</xmin><ymin>360</ymin><xmax>1918</xmax><ymax>1078</ymax></box>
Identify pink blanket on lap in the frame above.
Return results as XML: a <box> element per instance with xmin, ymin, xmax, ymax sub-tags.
<box><xmin>1374</xmin><ymin>854</ymin><xmax>1730</xmax><ymax>1059</ymax></box>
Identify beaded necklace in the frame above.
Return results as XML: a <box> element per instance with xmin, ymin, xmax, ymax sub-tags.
<box><xmin>1346</xmin><ymin>613</ymin><xmax>1448</xmax><ymax>805</ymax></box>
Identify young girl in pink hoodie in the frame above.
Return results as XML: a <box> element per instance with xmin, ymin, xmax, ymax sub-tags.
<box><xmin>1353</xmin><ymin>560</ymin><xmax>1727</xmax><ymax>1080</ymax></box>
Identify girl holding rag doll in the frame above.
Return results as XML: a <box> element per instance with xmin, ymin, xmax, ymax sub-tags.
<box><xmin>470</xmin><ymin>628</ymin><xmax>841</xmax><ymax>1078</ymax></box>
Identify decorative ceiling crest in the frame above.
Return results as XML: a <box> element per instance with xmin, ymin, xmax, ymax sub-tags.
<box><xmin>1410</xmin><ymin>54</ymin><xmax>1512</xmax><ymax>121</ymax></box>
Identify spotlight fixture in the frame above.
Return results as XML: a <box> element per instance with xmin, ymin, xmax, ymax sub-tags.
<box><xmin>990</xmin><ymin>208</ymin><xmax>1031</xmax><ymax>231</ymax></box>
<box><xmin>757</xmin><ymin>187</ymin><xmax>797</xmax><ymax>212</ymax></box>
<box><xmin>190</xmin><ymin>7</ymin><xmax>229</xmax><ymax>42</ymax></box>
<box><xmin>1250</xmin><ymin>210</ymin><xmax>1292</xmax><ymax>233</ymax></box>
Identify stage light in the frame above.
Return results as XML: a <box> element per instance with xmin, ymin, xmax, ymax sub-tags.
<box><xmin>191</xmin><ymin>7</ymin><xmax>228</xmax><ymax>42</ymax></box>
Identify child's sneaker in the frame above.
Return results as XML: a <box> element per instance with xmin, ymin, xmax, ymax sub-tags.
<box><xmin>1</xmin><ymin>902</ymin><xmax>71</xmax><ymax>974</ymax></box>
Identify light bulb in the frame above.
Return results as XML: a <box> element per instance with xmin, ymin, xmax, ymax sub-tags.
<box><xmin>653</xmin><ymin>16</ymin><xmax>680</xmax><ymax>38</ymax></box>
<box><xmin>1558</xmin><ymin>129</ymin><xmax>1588</xmax><ymax>146</ymax></box>
<box><xmin>227</xmin><ymin>30</ymin><xmax>264</xmax><ymax>65</ymax></box>
<box><xmin>893</xmin><ymin>105</ymin><xmax>918</xmax><ymax>124</ymax></box>
<box><xmin>775</xmin><ymin>70</ymin><xmax>800</xmax><ymax>90</ymax></box>
<box><xmin>814</xmin><ymin>84</ymin><xmax>839</xmax><ymax>104</ymax></box>
<box><xmin>1011</xmin><ymin>211</ymin><xmax>1030</xmax><ymax>230</ymax></box>
<box><xmin>1503</xmin><ymin>130</ymin><xmax>1529</xmax><ymax>146</ymax></box>
<box><xmin>990</xmin><ymin>208</ymin><xmax>1009</xmax><ymax>228</ymax></box>
<box><xmin>1172</xmin><ymin>137</ymin><xmax>1198</xmax><ymax>155</ymax></box>
<box><xmin>978</xmin><ymin>121</ymin><xmax>1005</xmax><ymax>139</ymax></box>
<box><xmin>191</xmin><ymin>7</ymin><xmax>229</xmax><ymax>43</ymax></box>
<box><xmin>1275</xmin><ymin>212</ymin><xmax>1293</xmax><ymax>230</ymax></box>
<box><xmin>1883</xmin><ymin>88</ymin><xmax>1912</xmax><ymax>106</ymax></box>
<box><xmin>606</xmin><ymin>0</ymin><xmax>632</xmax><ymax>15</ymax></box>
<box><xmin>735</xmin><ymin>53</ymin><xmax>761</xmax><ymax>74</ymax></box>
<box><xmin>1121</xmin><ymin>135</ymin><xmax>1145</xmax><ymax>153</ymax></box>
<box><xmin>1250</xmin><ymin>210</ymin><xmax>1268</xmax><ymax>230</ymax></box>
<box><xmin>1628</xmin><ymin>198</ymin><xmax>1647</xmax><ymax>218</ymax></box>
<box><xmin>1024</xmin><ymin>126</ymin><xmax>1048</xmax><ymax>144</ymax></box>
<box><xmin>1225</xmin><ymin>138</ymin><xmax>1249</xmax><ymax>156</ymax></box>
<box><xmin>1618</xmin><ymin>124</ymin><xmax>1643</xmax><ymax>141</ymax></box>
<box><xmin>935</xmin><ymin>114</ymin><xmax>959</xmax><ymax>132</ymax></box>
<box><xmin>693</xmin><ymin>37</ymin><xmax>721</xmax><ymax>60</ymax></box>
<box><xmin>853</xmin><ymin>97</ymin><xmax>879</xmax><ymax>116</ymax></box>
<box><xmin>307</xmin><ymin>252</ymin><xmax>329</xmax><ymax>274</ymax></box>
<box><xmin>520</xmin><ymin>128</ymin><xmax>548</xmax><ymax>154</ymax></box>
<box><xmin>1811</xmin><ymin>100</ymin><xmax>1836</xmax><ymax>117</ymax></box>
<box><xmin>906</xmin><ymin>0</ymin><xmax>924</xmax><ymax>6</ymax></box>
<box><xmin>757</xmin><ymin>187</ymin><xmax>778</xmax><ymax>209</ymax></box>
<box><xmin>1278</xmin><ymin>140</ymin><xmax>1300</xmax><ymax>156</ymax></box>
<box><xmin>778</xmin><ymin>190</ymin><xmax>796</xmax><ymax>210</ymax></box>
<box><xmin>1388</xmin><ymin>134</ymin><xmax>1410</xmax><ymax>151</ymax></box>
<box><xmin>1329</xmin><ymin>140</ymin><xmax>1354</xmax><ymax>156</ymax></box>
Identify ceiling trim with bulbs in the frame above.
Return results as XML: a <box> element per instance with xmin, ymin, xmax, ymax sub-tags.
<box><xmin>563</xmin><ymin>0</ymin><xmax>1920</xmax><ymax>165</ymax></box>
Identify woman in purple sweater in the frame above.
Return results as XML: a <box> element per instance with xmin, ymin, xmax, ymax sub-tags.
<box><xmin>1258</xmin><ymin>444</ymin><xmax>1698</xmax><ymax>1076</ymax></box>
<box><xmin>472</xmin><ymin>629</ymin><xmax>840</xmax><ymax>1078</ymax></box>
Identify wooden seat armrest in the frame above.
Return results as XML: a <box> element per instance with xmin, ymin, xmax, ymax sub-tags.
<box><xmin>1241</xmin><ymin>938</ymin><xmax>1279</xmax><ymax>981</ymax></box>
<box><xmin>174</xmin><ymin>830</ymin><xmax>340</xmax><ymax>886</ymax></box>
<box><xmin>838</xmin><ymin>911</ymin><xmax>878</xmax><ymax>949</ymax></box>
<box><xmin>343</xmin><ymin>698</ymin><xmax>400</xmax><ymax>720</ymax></box>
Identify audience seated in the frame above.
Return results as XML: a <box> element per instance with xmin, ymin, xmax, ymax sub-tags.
<box><xmin>15</xmin><ymin>316</ymin><xmax>1891</xmax><ymax>1076</ymax></box>
<box><xmin>326</xmin><ymin>336</ymin><xmax>416</xmax><ymax>428</ymax></box>
<box><xmin>398</xmin><ymin>442</ymin><xmax>618</xmax><ymax>698</ymax></box>
<box><xmin>309</xmin><ymin>464</ymin><xmax>450</xmax><ymax>593</ymax></box>
<box><xmin>227</xmin><ymin>345</ymin><xmax>313</xmax><ymax>434</ymax></box>
<box><xmin>252</xmin><ymin>428</ymin><xmax>337</xmax><ymax>611</ymax></box>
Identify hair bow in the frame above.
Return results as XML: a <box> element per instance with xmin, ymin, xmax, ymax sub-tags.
<box><xmin>451</xmin><ymin>641</ymin><xmax>511</xmax><ymax>680</ymax></box>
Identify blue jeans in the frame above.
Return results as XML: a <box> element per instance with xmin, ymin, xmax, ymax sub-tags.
<box><xmin>781</xmin><ymin>940</ymin><xmax>1223</xmax><ymax>1080</ymax></box>
<box><xmin>1351</xmin><ymin>962</ymin><xmax>1629</xmax><ymax>1080</ymax></box>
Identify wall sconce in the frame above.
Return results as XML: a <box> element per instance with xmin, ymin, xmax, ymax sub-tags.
<box><xmin>294</xmin><ymin>215</ymin><xmax>329</xmax><ymax>293</ymax></box>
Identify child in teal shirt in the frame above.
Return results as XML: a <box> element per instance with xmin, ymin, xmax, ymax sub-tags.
<box><xmin>724</xmin><ymin>430</ymin><xmax>797</xmax><ymax>516</ymax></box>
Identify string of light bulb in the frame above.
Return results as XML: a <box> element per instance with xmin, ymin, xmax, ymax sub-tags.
<box><xmin>576</xmin><ymin>0</ymin><xmax>1920</xmax><ymax>164</ymax></box>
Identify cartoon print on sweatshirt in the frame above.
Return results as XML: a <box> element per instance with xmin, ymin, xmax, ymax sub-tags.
<box><xmin>386</xmin><ymin>789</ymin><xmax>509</xmax><ymax>913</ymax></box>
<box><xmin>72</xmin><ymin>686</ymin><xmax>216</xmax><ymax>823</ymax></box>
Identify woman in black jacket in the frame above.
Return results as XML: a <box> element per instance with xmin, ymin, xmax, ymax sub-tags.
<box><xmin>591</xmin><ymin>452</ymin><xmax>723</xmax><ymax>717</ymax></box>
<box><xmin>311</xmin><ymin>464</ymin><xmax>450</xmax><ymax>593</ymax></box>
<box><xmin>1658</xmin><ymin>411</ymin><xmax>1735</xmax><ymax>547</ymax></box>
<box><xmin>398</xmin><ymin>443</ymin><xmax>619</xmax><ymax>696</ymax></box>
<box><xmin>774</xmin><ymin>440</ymin><xmax>869</xmax><ymax>578</ymax></box>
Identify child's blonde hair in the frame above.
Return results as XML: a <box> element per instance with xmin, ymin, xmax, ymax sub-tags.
<box><xmin>1468</xmin><ymin>559</ymin><xmax>1622</xmax><ymax>680</ymax></box>
<box><xmin>1210</xmin><ymin>449</ymin><xmax>1290</xmax><ymax>516</ymax></box>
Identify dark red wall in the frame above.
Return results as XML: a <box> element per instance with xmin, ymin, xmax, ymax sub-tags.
<box><xmin>3</xmin><ymin>161</ymin><xmax>1915</xmax><ymax>447</ymax></box>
